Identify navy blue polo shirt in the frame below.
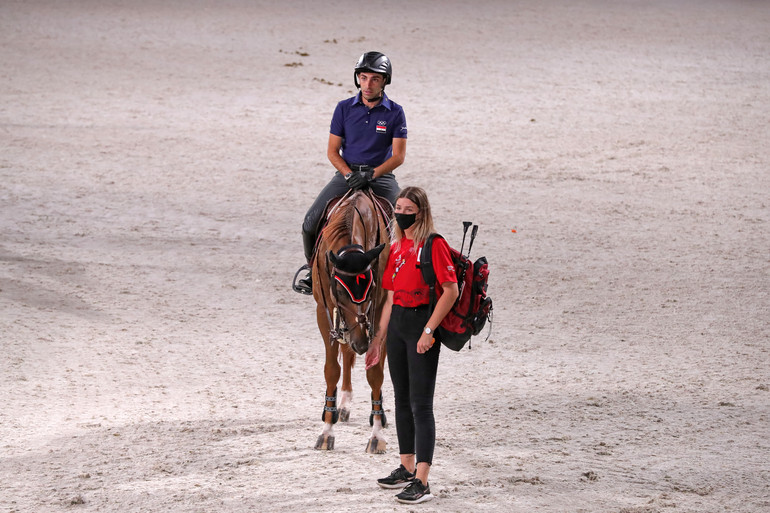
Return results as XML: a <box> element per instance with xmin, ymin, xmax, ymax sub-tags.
<box><xmin>329</xmin><ymin>92</ymin><xmax>407</xmax><ymax>167</ymax></box>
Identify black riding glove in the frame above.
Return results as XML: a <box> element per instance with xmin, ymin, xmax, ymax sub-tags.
<box><xmin>346</xmin><ymin>171</ymin><xmax>367</xmax><ymax>190</ymax></box>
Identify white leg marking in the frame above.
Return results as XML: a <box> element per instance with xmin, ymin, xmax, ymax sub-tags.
<box><xmin>370</xmin><ymin>416</ymin><xmax>387</xmax><ymax>442</ymax></box>
<box><xmin>338</xmin><ymin>389</ymin><xmax>352</xmax><ymax>412</ymax></box>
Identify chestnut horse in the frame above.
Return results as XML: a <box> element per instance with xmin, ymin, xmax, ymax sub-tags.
<box><xmin>312</xmin><ymin>190</ymin><xmax>391</xmax><ymax>453</ymax></box>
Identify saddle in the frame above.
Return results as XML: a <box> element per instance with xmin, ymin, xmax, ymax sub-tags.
<box><xmin>309</xmin><ymin>191</ymin><xmax>393</xmax><ymax>265</ymax></box>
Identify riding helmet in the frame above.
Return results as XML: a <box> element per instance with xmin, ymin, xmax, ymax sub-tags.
<box><xmin>354</xmin><ymin>51</ymin><xmax>392</xmax><ymax>88</ymax></box>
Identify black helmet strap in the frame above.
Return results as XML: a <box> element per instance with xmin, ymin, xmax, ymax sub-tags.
<box><xmin>362</xmin><ymin>92</ymin><xmax>383</xmax><ymax>104</ymax></box>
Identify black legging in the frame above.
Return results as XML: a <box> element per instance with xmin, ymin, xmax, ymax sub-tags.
<box><xmin>386</xmin><ymin>304</ymin><xmax>441</xmax><ymax>465</ymax></box>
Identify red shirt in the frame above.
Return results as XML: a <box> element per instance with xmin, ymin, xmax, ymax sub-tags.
<box><xmin>383</xmin><ymin>236</ymin><xmax>457</xmax><ymax>307</ymax></box>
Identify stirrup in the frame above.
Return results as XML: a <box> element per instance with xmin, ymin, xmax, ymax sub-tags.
<box><xmin>292</xmin><ymin>264</ymin><xmax>312</xmax><ymax>295</ymax></box>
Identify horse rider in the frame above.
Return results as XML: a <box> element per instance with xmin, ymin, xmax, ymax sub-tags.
<box><xmin>295</xmin><ymin>51</ymin><xmax>407</xmax><ymax>294</ymax></box>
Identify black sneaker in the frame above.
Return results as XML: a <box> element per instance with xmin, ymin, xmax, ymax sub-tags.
<box><xmin>377</xmin><ymin>464</ymin><xmax>415</xmax><ymax>489</ymax></box>
<box><xmin>396</xmin><ymin>479</ymin><xmax>433</xmax><ymax>504</ymax></box>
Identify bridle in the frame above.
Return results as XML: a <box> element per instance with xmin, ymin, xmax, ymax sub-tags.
<box><xmin>316</xmin><ymin>190</ymin><xmax>388</xmax><ymax>348</ymax></box>
<box><xmin>323</xmin><ymin>245</ymin><xmax>377</xmax><ymax>346</ymax></box>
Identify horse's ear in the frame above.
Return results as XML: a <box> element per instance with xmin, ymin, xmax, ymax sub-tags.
<box><xmin>366</xmin><ymin>243</ymin><xmax>386</xmax><ymax>263</ymax></box>
<box><xmin>327</xmin><ymin>250</ymin><xmax>339</xmax><ymax>267</ymax></box>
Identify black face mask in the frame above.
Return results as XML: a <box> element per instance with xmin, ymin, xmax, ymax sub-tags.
<box><xmin>395</xmin><ymin>213</ymin><xmax>417</xmax><ymax>231</ymax></box>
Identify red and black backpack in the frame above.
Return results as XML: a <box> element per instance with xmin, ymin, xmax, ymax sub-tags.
<box><xmin>419</xmin><ymin>224</ymin><xmax>493</xmax><ymax>351</ymax></box>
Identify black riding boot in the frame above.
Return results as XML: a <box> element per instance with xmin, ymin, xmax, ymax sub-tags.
<box><xmin>297</xmin><ymin>268</ymin><xmax>312</xmax><ymax>293</ymax></box>
<box><xmin>302</xmin><ymin>228</ymin><xmax>316</xmax><ymax>263</ymax></box>
<box><xmin>295</xmin><ymin>229</ymin><xmax>316</xmax><ymax>294</ymax></box>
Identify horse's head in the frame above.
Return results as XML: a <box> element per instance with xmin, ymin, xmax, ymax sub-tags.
<box><xmin>327</xmin><ymin>242</ymin><xmax>386</xmax><ymax>355</ymax></box>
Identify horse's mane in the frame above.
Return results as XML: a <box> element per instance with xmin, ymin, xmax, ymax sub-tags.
<box><xmin>322</xmin><ymin>198</ymin><xmax>355</xmax><ymax>247</ymax></box>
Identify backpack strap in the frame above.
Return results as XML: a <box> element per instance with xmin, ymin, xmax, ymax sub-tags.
<box><xmin>419</xmin><ymin>233</ymin><xmax>443</xmax><ymax>313</ymax></box>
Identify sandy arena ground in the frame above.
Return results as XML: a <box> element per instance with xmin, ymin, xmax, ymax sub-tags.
<box><xmin>1</xmin><ymin>1</ymin><xmax>768</xmax><ymax>511</ymax></box>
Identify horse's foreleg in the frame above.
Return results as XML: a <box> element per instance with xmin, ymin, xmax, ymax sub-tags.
<box><xmin>365</xmin><ymin>354</ymin><xmax>388</xmax><ymax>454</ymax></box>
<box><xmin>338</xmin><ymin>347</ymin><xmax>355</xmax><ymax>422</ymax></box>
<box><xmin>315</xmin><ymin>386</ymin><xmax>338</xmax><ymax>450</ymax></box>
<box><xmin>316</xmin><ymin>327</ymin><xmax>341</xmax><ymax>450</ymax></box>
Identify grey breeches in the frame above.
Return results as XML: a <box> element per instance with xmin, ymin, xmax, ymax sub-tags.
<box><xmin>302</xmin><ymin>172</ymin><xmax>399</xmax><ymax>234</ymax></box>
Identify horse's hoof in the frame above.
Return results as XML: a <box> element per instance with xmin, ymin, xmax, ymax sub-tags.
<box><xmin>315</xmin><ymin>435</ymin><xmax>335</xmax><ymax>450</ymax></box>
<box><xmin>365</xmin><ymin>438</ymin><xmax>386</xmax><ymax>454</ymax></box>
<box><xmin>339</xmin><ymin>408</ymin><xmax>350</xmax><ymax>423</ymax></box>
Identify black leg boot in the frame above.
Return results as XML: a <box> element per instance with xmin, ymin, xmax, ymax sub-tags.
<box><xmin>293</xmin><ymin>229</ymin><xmax>316</xmax><ymax>294</ymax></box>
